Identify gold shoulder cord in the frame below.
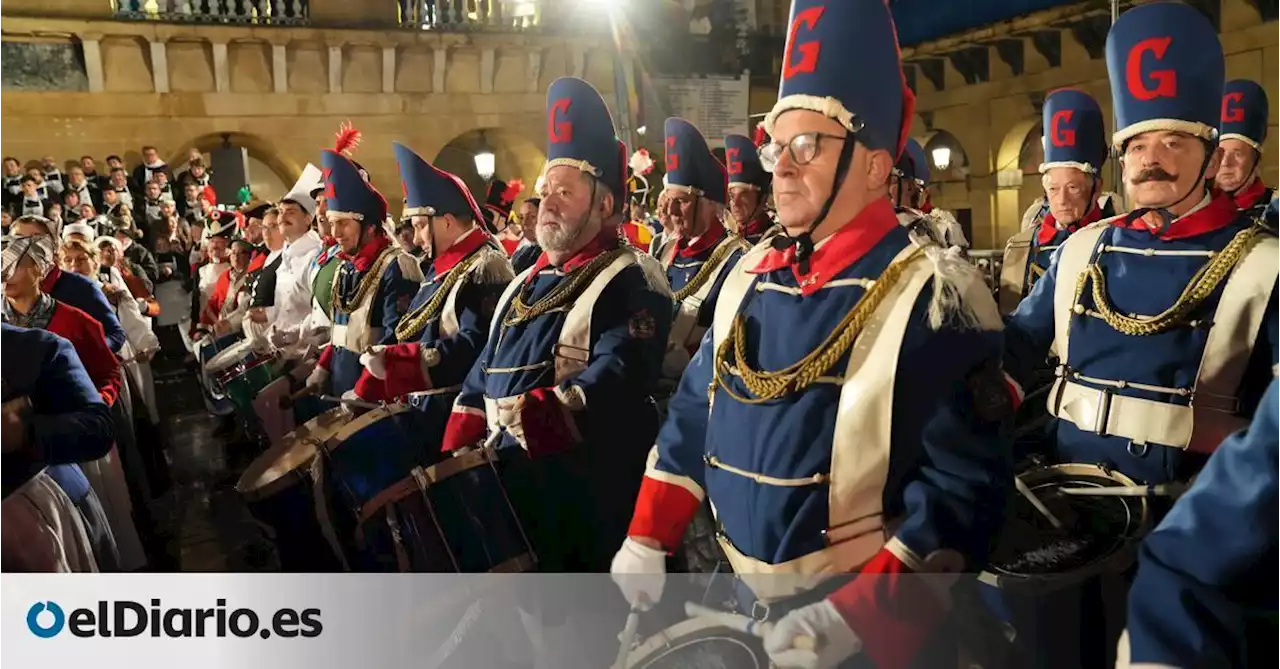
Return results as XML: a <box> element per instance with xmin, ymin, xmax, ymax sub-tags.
<box><xmin>1074</xmin><ymin>223</ymin><xmax>1262</xmax><ymax>337</ymax></box>
<box><xmin>671</xmin><ymin>235</ymin><xmax>749</xmax><ymax>303</ymax></box>
<box><xmin>713</xmin><ymin>248</ymin><xmax>924</xmax><ymax>404</ymax></box>
<box><xmin>501</xmin><ymin>247</ymin><xmax>629</xmax><ymax>328</ymax></box>
<box><xmin>394</xmin><ymin>252</ymin><xmax>485</xmax><ymax>343</ymax></box>
<box><xmin>330</xmin><ymin>246</ymin><xmax>400</xmax><ymax>320</ymax></box>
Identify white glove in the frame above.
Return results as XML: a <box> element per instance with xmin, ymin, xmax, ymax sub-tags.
<box><xmin>136</xmin><ymin>298</ymin><xmax>150</xmax><ymax>313</ymax></box>
<box><xmin>269</xmin><ymin>326</ymin><xmax>299</xmax><ymax>349</ymax></box>
<box><xmin>764</xmin><ymin>600</ymin><xmax>862</xmax><ymax>669</ymax></box>
<box><xmin>305</xmin><ymin>367</ymin><xmax>330</xmax><ymax>393</ymax></box>
<box><xmin>609</xmin><ymin>538</ymin><xmax>667</xmax><ymax>611</ymax></box>
<box><xmin>360</xmin><ymin>345</ymin><xmax>388</xmax><ymax>380</ymax></box>
<box><xmin>341</xmin><ymin>389</ymin><xmax>360</xmax><ymax>402</ymax></box>
<box><xmin>494</xmin><ymin>396</ymin><xmax>526</xmax><ymax>449</ymax></box>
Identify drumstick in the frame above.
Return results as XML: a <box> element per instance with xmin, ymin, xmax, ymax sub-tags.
<box><xmin>317</xmin><ymin>394</ymin><xmax>381</xmax><ymax>411</ymax></box>
<box><xmin>611</xmin><ymin>603</ymin><xmax>644</xmax><ymax>669</ymax></box>
<box><xmin>683</xmin><ymin>602</ymin><xmax>818</xmax><ymax>651</ymax></box>
<box><xmin>279</xmin><ymin>386</ymin><xmax>313</xmax><ymax>410</ymax></box>
<box><xmin>1057</xmin><ymin>483</ymin><xmax>1187</xmax><ymax>498</ymax></box>
<box><xmin>1015</xmin><ymin>476</ymin><xmax>1065</xmax><ymax>530</ymax></box>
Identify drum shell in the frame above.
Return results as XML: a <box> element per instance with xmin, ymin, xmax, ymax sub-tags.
<box><xmin>356</xmin><ymin>447</ymin><xmax>535</xmax><ymax>573</ymax></box>
<box><xmin>624</xmin><ymin>618</ymin><xmax>769</xmax><ymax>669</ymax></box>
<box><xmin>222</xmin><ymin>355</ymin><xmax>279</xmax><ymax>414</ymax></box>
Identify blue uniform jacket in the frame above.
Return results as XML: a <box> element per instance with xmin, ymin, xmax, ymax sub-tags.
<box><xmin>1005</xmin><ymin>195</ymin><xmax>1278</xmax><ymax>483</ymax></box>
<box><xmin>45</xmin><ymin>268</ymin><xmax>126</xmax><ymax>353</ymax></box>
<box><xmin>450</xmin><ymin>237</ymin><xmax>672</xmax><ymax>569</ymax></box>
<box><xmin>510</xmin><ymin>242</ymin><xmax>542</xmax><ymax>275</ymax></box>
<box><xmin>1</xmin><ymin>323</ymin><xmax>115</xmax><ymax>500</ymax></box>
<box><xmin>1125</xmin><ymin>378</ymin><xmax>1278</xmax><ymax>667</ymax></box>
<box><xmin>323</xmin><ymin>240</ymin><xmax>419</xmax><ymax>396</ymax></box>
<box><xmin>646</xmin><ymin>221</ymin><xmax>1012</xmax><ymax>567</ymax></box>
<box><xmin>663</xmin><ymin>223</ymin><xmax>744</xmax><ymax>330</ymax></box>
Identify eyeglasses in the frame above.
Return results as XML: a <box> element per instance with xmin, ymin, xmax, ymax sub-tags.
<box><xmin>759</xmin><ymin>132</ymin><xmax>848</xmax><ymax>172</ymax></box>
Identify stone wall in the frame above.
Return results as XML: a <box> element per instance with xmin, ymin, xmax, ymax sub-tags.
<box><xmin>0</xmin><ymin>12</ymin><xmax>615</xmax><ymax>205</ymax></box>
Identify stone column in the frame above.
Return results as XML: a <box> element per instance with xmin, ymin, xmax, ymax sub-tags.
<box><xmin>272</xmin><ymin>44</ymin><xmax>288</xmax><ymax>94</ymax></box>
<box><xmin>432</xmin><ymin>46</ymin><xmax>447</xmax><ymax>93</ymax></box>
<box><xmin>328</xmin><ymin>45</ymin><xmax>342</xmax><ymax>93</ymax></box>
<box><xmin>480</xmin><ymin>47</ymin><xmax>495</xmax><ymax>94</ymax></box>
<box><xmin>526</xmin><ymin>49</ymin><xmax>542</xmax><ymax>93</ymax></box>
<box><xmin>382</xmin><ymin>46</ymin><xmax>396</xmax><ymax>93</ymax></box>
<box><xmin>81</xmin><ymin>35</ymin><xmax>105</xmax><ymax>93</ymax></box>
<box><xmin>149</xmin><ymin>40</ymin><xmax>170</xmax><ymax>93</ymax></box>
<box><xmin>570</xmin><ymin>46</ymin><xmax>585</xmax><ymax>78</ymax></box>
<box><xmin>212</xmin><ymin>42</ymin><xmax>230</xmax><ymax>93</ymax></box>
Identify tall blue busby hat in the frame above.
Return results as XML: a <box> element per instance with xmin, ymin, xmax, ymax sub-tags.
<box><xmin>1039</xmin><ymin>88</ymin><xmax>1108</xmax><ymax>175</ymax></box>
<box><xmin>544</xmin><ymin>77</ymin><xmax>624</xmax><ymax>210</ymax></box>
<box><xmin>392</xmin><ymin>142</ymin><xmax>485</xmax><ymax>224</ymax></box>
<box><xmin>321</xmin><ymin>149</ymin><xmax>387</xmax><ymax>226</ymax></box>
<box><xmin>1105</xmin><ymin>1</ymin><xmax>1224</xmax><ymax>149</ymax></box>
<box><xmin>663</xmin><ymin>118</ymin><xmax>727</xmax><ymax>205</ymax></box>
<box><xmin>896</xmin><ymin>138</ymin><xmax>930</xmax><ymax>184</ymax></box>
<box><xmin>724</xmin><ymin>133</ymin><xmax>769</xmax><ymax>192</ymax></box>
<box><xmin>763</xmin><ymin>0</ymin><xmax>912</xmax><ymax>158</ymax></box>
<box><xmin>1220</xmin><ymin>79</ymin><xmax>1269</xmax><ymax>151</ymax></box>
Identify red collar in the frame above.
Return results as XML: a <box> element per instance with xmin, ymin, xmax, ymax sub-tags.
<box><xmin>748</xmin><ymin>198</ymin><xmax>900</xmax><ymax>296</ymax></box>
<box><xmin>1036</xmin><ymin>203</ymin><xmax>1102</xmax><ymax>245</ymax></box>
<box><xmin>1116</xmin><ymin>190</ymin><xmax>1240</xmax><ymax>241</ymax></box>
<box><xmin>672</xmin><ymin>218</ymin><xmax>727</xmax><ymax>260</ymax></box>
<box><xmin>339</xmin><ymin>234</ymin><xmax>392</xmax><ymax>271</ymax></box>
<box><xmin>528</xmin><ymin>230</ymin><xmax>618</xmax><ymax>281</ymax></box>
<box><xmin>741</xmin><ymin>214</ymin><xmax>771</xmax><ymax>239</ymax></box>
<box><xmin>40</xmin><ymin>267</ymin><xmax>62</xmax><ymax>293</ymax></box>
<box><xmin>434</xmin><ymin>226</ymin><xmax>489</xmax><ymax>276</ymax></box>
<box><xmin>1232</xmin><ymin>177</ymin><xmax>1268</xmax><ymax>209</ymax></box>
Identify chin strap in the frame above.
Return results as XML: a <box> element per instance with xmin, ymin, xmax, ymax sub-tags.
<box><xmin>772</xmin><ymin>139</ymin><xmax>858</xmax><ymax>275</ymax></box>
<box><xmin>1123</xmin><ymin>146</ymin><xmax>1216</xmax><ymax>235</ymax></box>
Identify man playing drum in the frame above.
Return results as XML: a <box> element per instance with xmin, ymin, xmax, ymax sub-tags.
<box><xmin>301</xmin><ymin>149</ymin><xmax>420</xmax><ymax>398</ymax></box>
<box><xmin>610</xmin><ymin>2</ymin><xmax>1014</xmax><ymax>667</ymax></box>
<box><xmin>439</xmin><ymin>76</ymin><xmax>673</xmax><ymax>574</ymax></box>
<box><xmin>998</xmin><ymin>89</ymin><xmax>1114</xmax><ymax>314</ymax></box>
<box><xmin>351</xmin><ymin>142</ymin><xmax>513</xmax><ymax>444</ymax></box>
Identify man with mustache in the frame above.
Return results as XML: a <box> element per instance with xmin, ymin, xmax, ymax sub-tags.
<box><xmin>1005</xmin><ymin>1</ymin><xmax>1277</xmax><ymax>487</ymax></box>
<box><xmin>724</xmin><ymin>130</ymin><xmax>777</xmax><ymax>245</ymax></box>
<box><xmin>440</xmin><ymin>76</ymin><xmax>672</xmax><ymax>577</ymax></box>
<box><xmin>656</xmin><ymin>118</ymin><xmax>749</xmax><ymax>383</ymax></box>
<box><xmin>611</xmin><ymin>2</ymin><xmax>1012</xmax><ymax>667</ymax></box>
<box><xmin>1217</xmin><ymin>79</ymin><xmax>1273</xmax><ymax>216</ymax></box>
<box><xmin>998</xmin><ymin>89</ymin><xmax>1113</xmax><ymax>313</ymax></box>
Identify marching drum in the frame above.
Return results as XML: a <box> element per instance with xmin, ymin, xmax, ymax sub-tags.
<box><xmin>623</xmin><ymin>618</ymin><xmax>770</xmax><ymax>669</ymax></box>
<box><xmin>234</xmin><ymin>407</ymin><xmax>350</xmax><ymax>571</ymax></box>
<box><xmin>198</xmin><ymin>332</ymin><xmax>245</xmax><ymax>415</ymax></box>
<box><xmin>975</xmin><ymin>462</ymin><xmax>1152</xmax><ymax>669</ymax></box>
<box><xmin>218</xmin><ymin>351</ymin><xmax>280</xmax><ymax>416</ymax></box>
<box><xmin>355</xmin><ymin>445</ymin><xmax>536</xmax><ymax>573</ymax></box>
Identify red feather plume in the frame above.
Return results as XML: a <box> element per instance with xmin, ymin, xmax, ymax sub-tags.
<box><xmin>334</xmin><ymin>120</ymin><xmax>363</xmax><ymax>157</ymax></box>
<box><xmin>501</xmin><ymin>179</ymin><xmax>524</xmax><ymax>206</ymax></box>
<box><xmin>752</xmin><ymin>123</ymin><xmax>768</xmax><ymax>148</ymax></box>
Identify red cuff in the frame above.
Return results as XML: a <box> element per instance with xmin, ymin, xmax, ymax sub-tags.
<box><xmin>317</xmin><ymin>344</ymin><xmax>334</xmax><ymax>372</ymax></box>
<box><xmin>827</xmin><ymin>548</ymin><xmax>947</xmax><ymax>669</ymax></box>
<box><xmin>1003</xmin><ymin>372</ymin><xmax>1024</xmax><ymax>412</ymax></box>
<box><xmin>383</xmin><ymin>343</ymin><xmax>430</xmax><ymax>397</ymax></box>
<box><xmin>627</xmin><ymin>475</ymin><xmax>702</xmax><ymax>550</ymax></box>
<box><xmin>442</xmin><ymin>409</ymin><xmax>486</xmax><ymax>453</ymax></box>
<box><xmin>354</xmin><ymin>371</ymin><xmax>389</xmax><ymax>402</ymax></box>
<box><xmin>520</xmin><ymin>387</ymin><xmax>580</xmax><ymax>457</ymax></box>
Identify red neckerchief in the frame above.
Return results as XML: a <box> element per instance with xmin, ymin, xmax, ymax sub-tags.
<box><xmin>338</xmin><ymin>233</ymin><xmax>391</xmax><ymax>272</ymax></box>
<box><xmin>1036</xmin><ymin>203</ymin><xmax>1102</xmax><ymax>245</ymax></box>
<box><xmin>1116</xmin><ymin>190</ymin><xmax>1240</xmax><ymax>241</ymax></box>
<box><xmin>1232</xmin><ymin>177</ymin><xmax>1268</xmax><ymax>210</ymax></box>
<box><xmin>527</xmin><ymin>229</ymin><xmax>617</xmax><ymax>282</ymax></box>
<box><xmin>433</xmin><ymin>226</ymin><xmax>488</xmax><ymax>276</ymax></box>
<box><xmin>40</xmin><ymin>266</ymin><xmax>62</xmax><ymax>293</ymax></box>
<box><xmin>673</xmin><ymin>217</ymin><xmax>726</xmax><ymax>261</ymax></box>
<box><xmin>740</xmin><ymin>214</ymin><xmax>771</xmax><ymax>239</ymax></box>
<box><xmin>749</xmin><ymin>198</ymin><xmax>900</xmax><ymax>297</ymax></box>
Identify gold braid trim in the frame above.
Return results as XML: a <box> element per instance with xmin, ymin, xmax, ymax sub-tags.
<box><xmin>1073</xmin><ymin>223</ymin><xmax>1263</xmax><ymax>337</ymax></box>
<box><xmin>330</xmin><ymin>245</ymin><xmax>400</xmax><ymax>320</ymax></box>
<box><xmin>502</xmin><ymin>247</ymin><xmax>630</xmax><ymax>328</ymax></box>
<box><xmin>671</xmin><ymin>235</ymin><xmax>749</xmax><ymax>303</ymax></box>
<box><xmin>713</xmin><ymin>248</ymin><xmax>925</xmax><ymax>404</ymax></box>
<box><xmin>394</xmin><ymin>251</ymin><xmax>485</xmax><ymax>343</ymax></box>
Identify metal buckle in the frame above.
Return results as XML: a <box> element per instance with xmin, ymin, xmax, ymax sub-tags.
<box><xmin>1127</xmin><ymin>441</ymin><xmax>1150</xmax><ymax>458</ymax></box>
<box><xmin>1091</xmin><ymin>388</ymin><xmax>1113</xmax><ymax>436</ymax></box>
<box><xmin>750</xmin><ymin>600</ymin><xmax>771</xmax><ymax>622</ymax></box>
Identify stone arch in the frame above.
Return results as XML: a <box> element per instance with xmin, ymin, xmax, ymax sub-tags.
<box><xmin>169</xmin><ymin>132</ymin><xmax>300</xmax><ymax>202</ymax></box>
<box><xmin>995</xmin><ymin>117</ymin><xmax>1041</xmax><ymax>175</ymax></box>
<box><xmin>431</xmin><ymin>127</ymin><xmax>546</xmax><ymax>206</ymax></box>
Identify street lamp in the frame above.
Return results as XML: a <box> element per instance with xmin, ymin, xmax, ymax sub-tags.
<box><xmin>474</xmin><ymin>132</ymin><xmax>495</xmax><ymax>182</ymax></box>
<box><xmin>931</xmin><ymin>146</ymin><xmax>952</xmax><ymax>171</ymax></box>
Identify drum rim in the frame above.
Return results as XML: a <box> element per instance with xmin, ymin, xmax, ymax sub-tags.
<box><xmin>321</xmin><ymin>402</ymin><xmax>412</xmax><ymax>454</ymax></box>
<box><xmin>235</xmin><ymin>407</ymin><xmax>350</xmax><ymax>500</ymax></box>
<box><xmin>978</xmin><ymin>462</ymin><xmax>1151</xmax><ymax>593</ymax></box>
<box><xmin>624</xmin><ymin>617</ymin><xmax>768</xmax><ymax>669</ymax></box>
<box><xmin>206</xmin><ymin>338</ymin><xmax>256</xmax><ymax>373</ymax></box>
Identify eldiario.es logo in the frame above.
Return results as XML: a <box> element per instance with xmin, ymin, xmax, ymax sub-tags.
<box><xmin>27</xmin><ymin>599</ymin><xmax>322</xmax><ymax>639</ymax></box>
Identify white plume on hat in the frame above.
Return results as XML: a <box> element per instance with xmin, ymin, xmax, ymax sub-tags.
<box><xmin>282</xmin><ymin>163</ymin><xmax>324</xmax><ymax>215</ymax></box>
